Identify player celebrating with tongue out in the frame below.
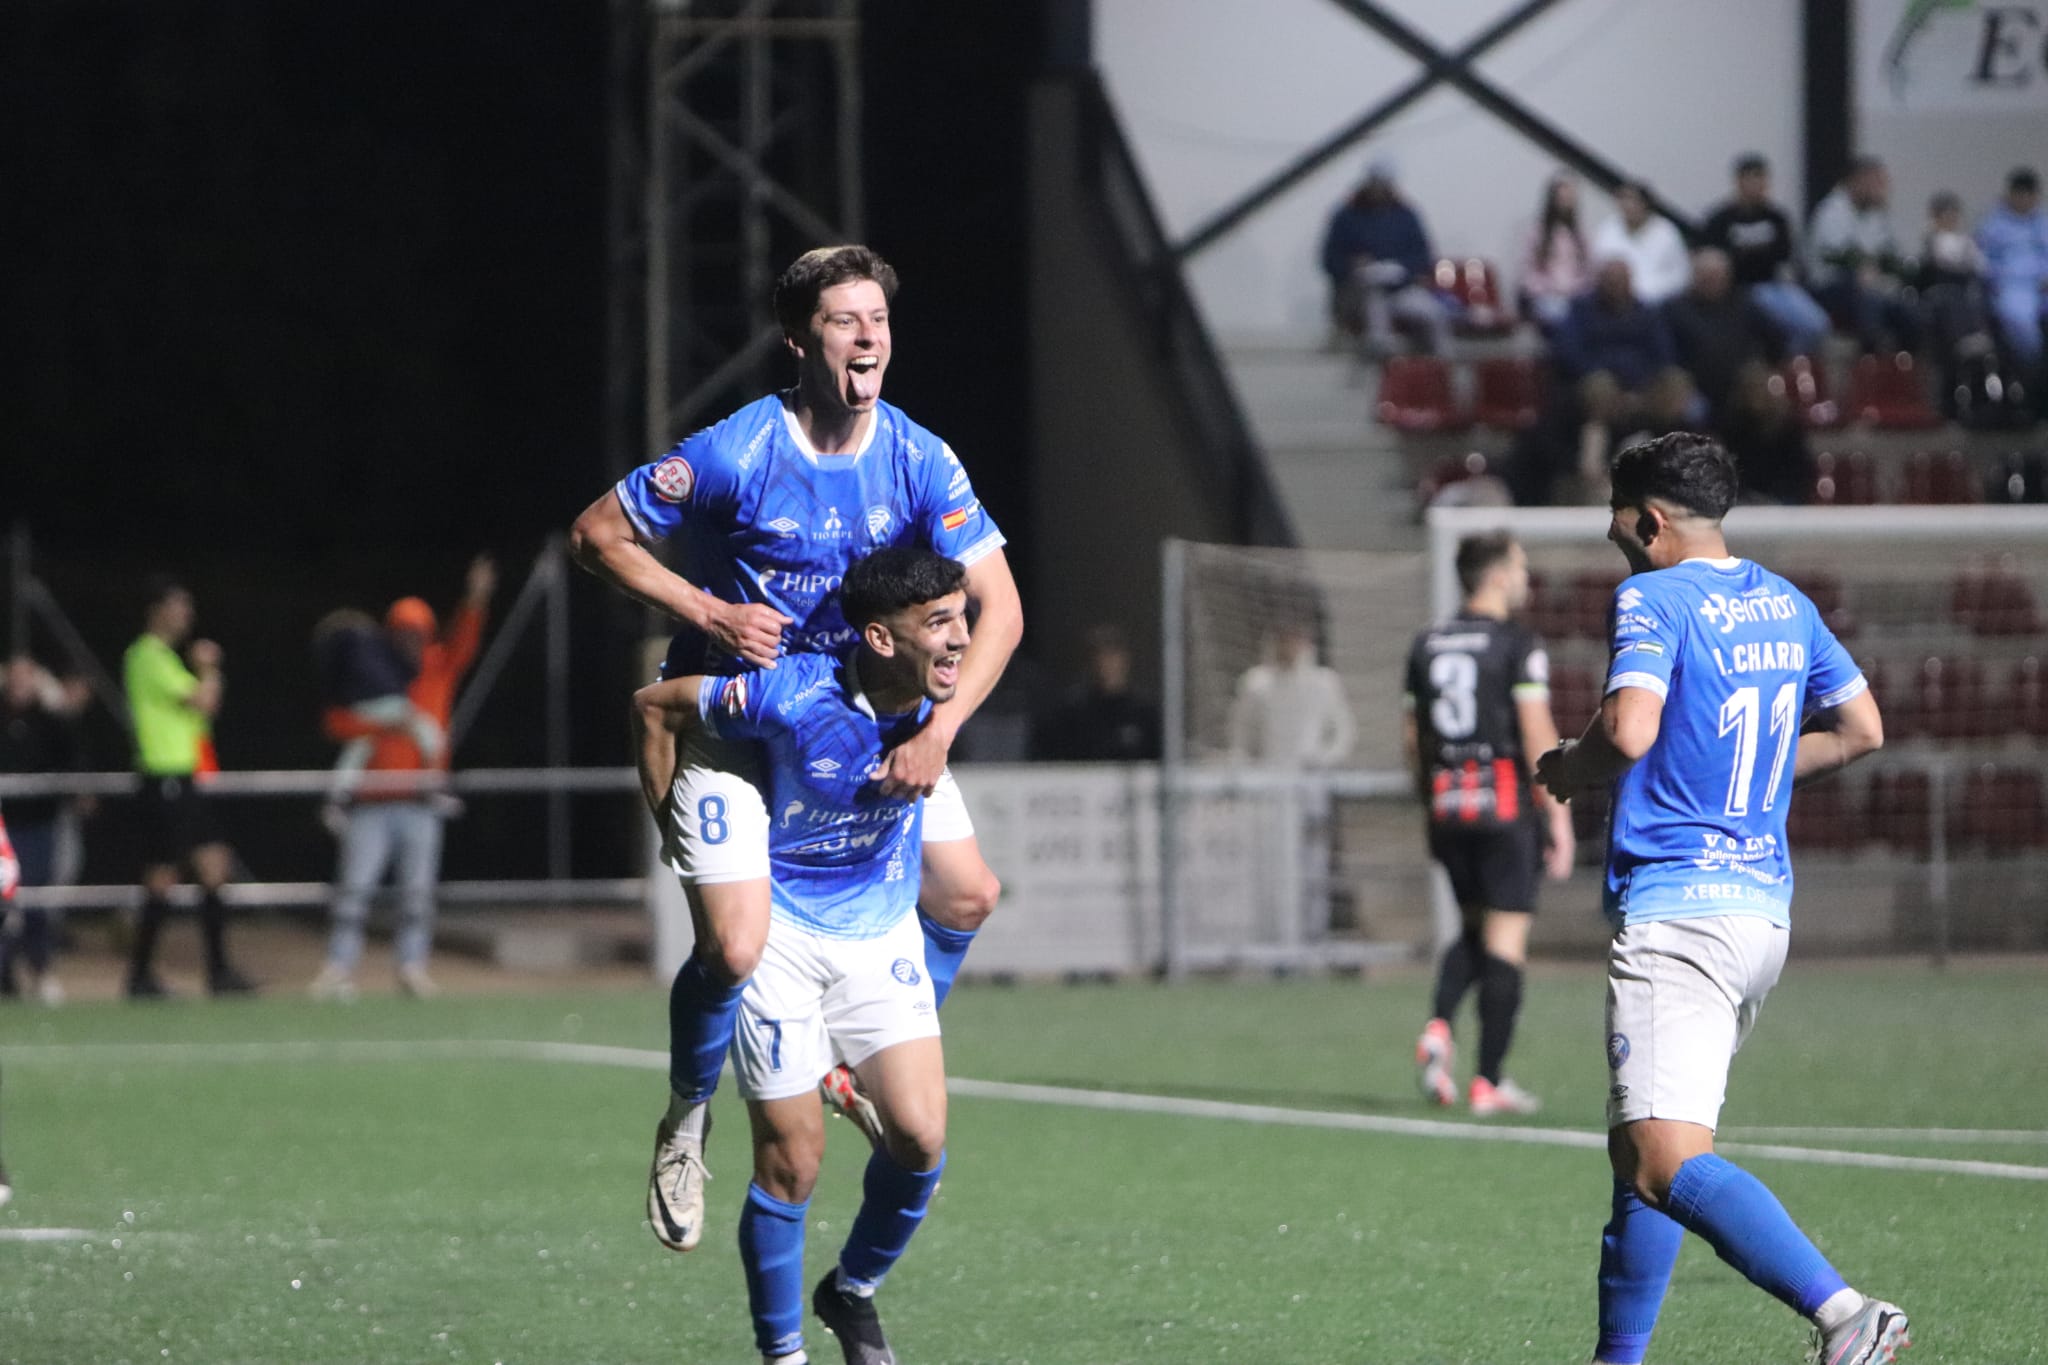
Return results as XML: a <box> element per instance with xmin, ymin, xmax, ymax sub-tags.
<box><xmin>569</xmin><ymin>246</ymin><xmax>1022</xmax><ymax>1257</ymax></box>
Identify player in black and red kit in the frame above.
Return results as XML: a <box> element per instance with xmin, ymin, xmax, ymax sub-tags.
<box><xmin>1402</xmin><ymin>532</ymin><xmax>1574</xmax><ymax>1115</ymax></box>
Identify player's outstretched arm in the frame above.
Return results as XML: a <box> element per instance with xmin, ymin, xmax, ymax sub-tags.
<box><xmin>631</xmin><ymin>676</ymin><xmax>709</xmax><ymax>818</ymax></box>
<box><xmin>568</xmin><ymin>491</ymin><xmax>788</xmax><ymax>668</ymax></box>
<box><xmin>1792</xmin><ymin>686</ymin><xmax>1883</xmax><ymax>786</ymax></box>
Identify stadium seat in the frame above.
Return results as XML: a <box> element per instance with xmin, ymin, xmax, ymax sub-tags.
<box><xmin>1444</xmin><ymin>258</ymin><xmax>1515</xmax><ymax>338</ymax></box>
<box><xmin>1414</xmin><ymin>451</ymin><xmax>1503</xmax><ymax>511</ymax></box>
<box><xmin>1954</xmin><ymin>766</ymin><xmax>2048</xmax><ymax>855</ymax></box>
<box><xmin>1898</xmin><ymin>449</ymin><xmax>1981</xmax><ymax>505</ymax></box>
<box><xmin>1548</xmin><ymin>664</ymin><xmax>1600</xmax><ymax>738</ymax></box>
<box><xmin>1913</xmin><ymin>655</ymin><xmax>1995</xmax><ymax>740</ymax></box>
<box><xmin>1867</xmin><ymin>768</ymin><xmax>1933</xmax><ymax>852</ymax></box>
<box><xmin>1376</xmin><ymin>355</ymin><xmax>1465</xmax><ymax>434</ymax></box>
<box><xmin>1471</xmin><ymin>356</ymin><xmax>1542</xmax><ymax>431</ymax></box>
<box><xmin>1569</xmin><ymin>569</ymin><xmax>1625</xmax><ymax>640</ymax></box>
<box><xmin>1845</xmin><ymin>352</ymin><xmax>1942</xmax><ymax>429</ymax></box>
<box><xmin>1523</xmin><ymin>571</ymin><xmax>1575</xmax><ymax>643</ymax></box>
<box><xmin>1810</xmin><ymin>450</ymin><xmax>1880</xmax><ymax>505</ymax></box>
<box><xmin>1769</xmin><ymin>356</ymin><xmax>1841</xmax><ymax>429</ymax></box>
<box><xmin>1786</xmin><ymin>779</ymin><xmax>1859</xmax><ymax>852</ymax></box>
<box><xmin>1782</xmin><ymin>569</ymin><xmax>1857</xmax><ymax>639</ymax></box>
<box><xmin>2008</xmin><ymin>656</ymin><xmax>2048</xmax><ymax>738</ymax></box>
<box><xmin>1950</xmin><ymin>563</ymin><xmax>2044</xmax><ymax>637</ymax></box>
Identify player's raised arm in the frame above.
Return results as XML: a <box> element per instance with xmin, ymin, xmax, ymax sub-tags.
<box><xmin>567</xmin><ymin>484</ymin><xmax>789</xmax><ymax>670</ymax></box>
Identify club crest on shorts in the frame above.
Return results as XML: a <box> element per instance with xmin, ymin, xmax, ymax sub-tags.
<box><xmin>890</xmin><ymin>957</ymin><xmax>922</xmax><ymax>986</ymax></box>
<box><xmin>650</xmin><ymin>455</ymin><xmax>695</xmax><ymax>503</ymax></box>
<box><xmin>1607</xmin><ymin>1032</ymin><xmax>1631</xmax><ymax>1069</ymax></box>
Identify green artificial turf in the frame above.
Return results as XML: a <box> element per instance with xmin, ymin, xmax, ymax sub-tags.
<box><xmin>2</xmin><ymin>963</ymin><xmax>2042</xmax><ymax>1363</ymax></box>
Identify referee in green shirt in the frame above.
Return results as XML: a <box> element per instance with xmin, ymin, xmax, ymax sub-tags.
<box><xmin>124</xmin><ymin>578</ymin><xmax>254</xmax><ymax>997</ymax></box>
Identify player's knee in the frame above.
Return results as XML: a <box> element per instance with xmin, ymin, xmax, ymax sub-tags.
<box><xmin>882</xmin><ymin>1114</ymin><xmax>946</xmax><ymax>1173</ymax></box>
<box><xmin>925</xmin><ymin>867</ymin><xmax>1000</xmax><ymax>932</ymax></box>
<box><xmin>753</xmin><ymin>1128</ymin><xmax>826</xmax><ymax>1203</ymax></box>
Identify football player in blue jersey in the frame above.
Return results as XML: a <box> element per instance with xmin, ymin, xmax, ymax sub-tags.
<box><xmin>569</xmin><ymin>246</ymin><xmax>1022</xmax><ymax>1254</ymax></box>
<box><xmin>1535</xmin><ymin>433</ymin><xmax>1908</xmax><ymax>1365</ymax></box>
<box><xmin>634</xmin><ymin>547</ymin><xmax>967</xmax><ymax>1365</ymax></box>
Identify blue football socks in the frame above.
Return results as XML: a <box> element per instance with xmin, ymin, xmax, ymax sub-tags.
<box><xmin>1663</xmin><ymin>1153</ymin><xmax>1849</xmax><ymax>1315</ymax></box>
<box><xmin>837</xmin><ymin>1150</ymin><xmax>946</xmax><ymax>1293</ymax></box>
<box><xmin>668</xmin><ymin>953</ymin><xmax>747</xmax><ymax>1103</ymax></box>
<box><xmin>916</xmin><ymin>913</ymin><xmax>975</xmax><ymax>1010</ymax></box>
<box><xmin>1595</xmin><ymin>1178</ymin><xmax>1684</xmax><ymax>1364</ymax></box>
<box><xmin>739</xmin><ymin>1183</ymin><xmax>810</xmax><ymax>1359</ymax></box>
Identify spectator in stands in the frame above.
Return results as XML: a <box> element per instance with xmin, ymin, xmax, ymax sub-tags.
<box><xmin>1665</xmin><ymin>250</ymin><xmax>1810</xmax><ymax>503</ymax></box>
<box><xmin>1590</xmin><ymin>181</ymin><xmax>1690</xmax><ymax>306</ymax></box>
<box><xmin>1976</xmin><ymin>167</ymin><xmax>2048</xmax><ymax>381</ymax></box>
<box><xmin>1320</xmin><ymin>158</ymin><xmax>1452</xmax><ymax>357</ymax></box>
<box><xmin>1551</xmin><ymin>257</ymin><xmax>1695</xmax><ymax>495</ymax></box>
<box><xmin>0</xmin><ymin>657</ymin><xmax>87</xmax><ymax>1004</ymax></box>
<box><xmin>1517</xmin><ymin>173</ymin><xmax>1590</xmax><ymax>332</ymax></box>
<box><xmin>1700</xmin><ymin>153</ymin><xmax>1828</xmax><ymax>357</ymax></box>
<box><xmin>1032</xmin><ymin>624</ymin><xmax>1160</xmax><ymax>763</ymax></box>
<box><xmin>1919</xmin><ymin>192</ymin><xmax>1995</xmax><ymax>417</ymax></box>
<box><xmin>1227</xmin><ymin>623</ymin><xmax>1355</xmax><ymax>770</ymax></box>
<box><xmin>310</xmin><ymin>556</ymin><xmax>495</xmax><ymax>1001</ymax></box>
<box><xmin>124</xmin><ymin>578</ymin><xmax>255</xmax><ymax>999</ymax></box>
<box><xmin>1807</xmin><ymin>155</ymin><xmax>1920</xmax><ymax>354</ymax></box>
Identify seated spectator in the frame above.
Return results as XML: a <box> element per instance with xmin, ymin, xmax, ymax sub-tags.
<box><xmin>1976</xmin><ymin>167</ymin><xmax>2048</xmax><ymax>380</ymax></box>
<box><xmin>1699</xmin><ymin>152</ymin><xmax>1829</xmax><ymax>356</ymax></box>
<box><xmin>1031</xmin><ymin>625</ymin><xmax>1160</xmax><ymax>762</ymax></box>
<box><xmin>1590</xmin><ymin>181</ymin><xmax>1690</xmax><ymax>306</ymax></box>
<box><xmin>1665</xmin><ymin>250</ymin><xmax>1809</xmax><ymax>502</ymax></box>
<box><xmin>1320</xmin><ymin>158</ymin><xmax>1452</xmax><ymax>357</ymax></box>
<box><xmin>1517</xmin><ymin>173</ymin><xmax>1590</xmax><ymax>332</ymax></box>
<box><xmin>1552</xmin><ymin>258</ymin><xmax>1696</xmax><ymax>492</ymax></box>
<box><xmin>1919</xmin><ymin>191</ymin><xmax>1995</xmax><ymax>416</ymax></box>
<box><xmin>1806</xmin><ymin>155</ymin><xmax>1921</xmax><ymax>354</ymax></box>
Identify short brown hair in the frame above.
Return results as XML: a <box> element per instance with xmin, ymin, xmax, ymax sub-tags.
<box><xmin>1455</xmin><ymin>531</ymin><xmax>1517</xmax><ymax>595</ymax></box>
<box><xmin>773</xmin><ymin>245</ymin><xmax>900</xmax><ymax>337</ymax></box>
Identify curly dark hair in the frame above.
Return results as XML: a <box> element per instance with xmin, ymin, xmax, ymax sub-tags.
<box><xmin>839</xmin><ymin>546</ymin><xmax>965</xmax><ymax>629</ymax></box>
<box><xmin>1610</xmin><ymin>432</ymin><xmax>1740</xmax><ymax>521</ymax></box>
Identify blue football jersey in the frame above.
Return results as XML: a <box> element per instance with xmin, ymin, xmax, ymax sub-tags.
<box><xmin>616</xmin><ymin>394</ymin><xmax>1005</xmax><ymax>675</ymax></box>
<box><xmin>697</xmin><ymin>653</ymin><xmax>929</xmax><ymax>939</ymax></box>
<box><xmin>1601</xmin><ymin>558</ymin><xmax>1866</xmax><ymax>929</ymax></box>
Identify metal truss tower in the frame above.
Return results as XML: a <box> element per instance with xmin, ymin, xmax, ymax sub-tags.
<box><xmin>605</xmin><ymin>0</ymin><xmax>863</xmax><ymax>476</ymax></box>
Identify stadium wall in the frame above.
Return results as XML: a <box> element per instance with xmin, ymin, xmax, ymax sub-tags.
<box><xmin>1093</xmin><ymin>0</ymin><xmax>1804</xmax><ymax>344</ymax></box>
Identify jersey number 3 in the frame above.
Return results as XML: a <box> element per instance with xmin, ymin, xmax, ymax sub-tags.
<box><xmin>1429</xmin><ymin>652</ymin><xmax>1479</xmax><ymax>739</ymax></box>
<box><xmin>1718</xmin><ymin>682</ymin><xmax>1798</xmax><ymax>817</ymax></box>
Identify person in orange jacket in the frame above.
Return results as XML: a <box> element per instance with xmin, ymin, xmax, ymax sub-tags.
<box><xmin>310</xmin><ymin>555</ymin><xmax>495</xmax><ymax>1000</ymax></box>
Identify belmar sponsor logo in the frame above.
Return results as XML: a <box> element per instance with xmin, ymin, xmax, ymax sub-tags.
<box><xmin>1699</xmin><ymin>591</ymin><xmax>1798</xmax><ymax>634</ymax></box>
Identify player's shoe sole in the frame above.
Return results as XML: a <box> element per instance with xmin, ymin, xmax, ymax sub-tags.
<box><xmin>820</xmin><ymin>1064</ymin><xmax>886</xmax><ymax>1152</ymax></box>
<box><xmin>812</xmin><ymin>1271</ymin><xmax>896</xmax><ymax>1365</ymax></box>
<box><xmin>647</xmin><ymin>1107</ymin><xmax>712</xmax><ymax>1252</ymax></box>
<box><xmin>1415</xmin><ymin>1018</ymin><xmax>1457</xmax><ymax>1107</ymax></box>
<box><xmin>1813</xmin><ymin>1299</ymin><xmax>1911</xmax><ymax>1365</ymax></box>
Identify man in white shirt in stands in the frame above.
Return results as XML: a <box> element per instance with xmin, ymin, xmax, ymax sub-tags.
<box><xmin>1229</xmin><ymin>624</ymin><xmax>1357</xmax><ymax>769</ymax></box>
<box><xmin>1591</xmin><ymin>182</ymin><xmax>1691</xmax><ymax>307</ymax></box>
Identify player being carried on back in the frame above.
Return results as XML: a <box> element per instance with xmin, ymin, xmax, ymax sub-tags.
<box><xmin>635</xmin><ymin>547</ymin><xmax>966</xmax><ymax>1365</ymax></box>
<box><xmin>1535</xmin><ymin>433</ymin><xmax>1908</xmax><ymax>1365</ymax></box>
<box><xmin>570</xmin><ymin>245</ymin><xmax>1021</xmax><ymax>1256</ymax></box>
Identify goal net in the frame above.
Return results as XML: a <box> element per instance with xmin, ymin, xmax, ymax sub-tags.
<box><xmin>1162</xmin><ymin>506</ymin><xmax>2048</xmax><ymax>971</ymax></box>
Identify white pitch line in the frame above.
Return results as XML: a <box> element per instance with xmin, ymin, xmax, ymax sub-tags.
<box><xmin>0</xmin><ymin>1228</ymin><xmax>98</xmax><ymax>1242</ymax></box>
<box><xmin>1724</xmin><ymin>1124</ymin><xmax>2048</xmax><ymax>1146</ymax></box>
<box><xmin>10</xmin><ymin>1040</ymin><xmax>2047</xmax><ymax>1182</ymax></box>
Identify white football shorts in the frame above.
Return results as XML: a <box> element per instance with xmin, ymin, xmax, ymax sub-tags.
<box><xmin>1604</xmin><ymin>915</ymin><xmax>1789</xmax><ymax>1131</ymax></box>
<box><xmin>731</xmin><ymin>910</ymin><xmax>940</xmax><ymax>1102</ymax></box>
<box><xmin>665</xmin><ymin>732</ymin><xmax>976</xmax><ymax>886</ymax></box>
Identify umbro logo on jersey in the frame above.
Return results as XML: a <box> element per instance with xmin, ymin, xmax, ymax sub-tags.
<box><xmin>766</xmin><ymin>516</ymin><xmax>800</xmax><ymax>536</ymax></box>
<box><xmin>809</xmin><ymin>757</ymin><xmax>843</xmax><ymax>775</ymax></box>
<box><xmin>650</xmin><ymin>456</ymin><xmax>695</xmax><ymax>504</ymax></box>
<box><xmin>1615</xmin><ymin>587</ymin><xmax>1644</xmax><ymax>612</ymax></box>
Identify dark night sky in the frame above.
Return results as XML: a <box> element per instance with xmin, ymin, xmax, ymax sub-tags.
<box><xmin>1</xmin><ymin>2</ymin><xmax>1041</xmax><ymax>876</ymax></box>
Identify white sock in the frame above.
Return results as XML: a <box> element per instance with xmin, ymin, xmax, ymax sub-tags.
<box><xmin>836</xmin><ymin>1266</ymin><xmax>878</xmax><ymax>1300</ymax></box>
<box><xmin>1812</xmin><ymin>1286</ymin><xmax>1867</xmax><ymax>1333</ymax></box>
<box><xmin>764</xmin><ymin>1352</ymin><xmax>807</xmax><ymax>1365</ymax></box>
<box><xmin>663</xmin><ymin>1091</ymin><xmax>708</xmax><ymax>1143</ymax></box>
